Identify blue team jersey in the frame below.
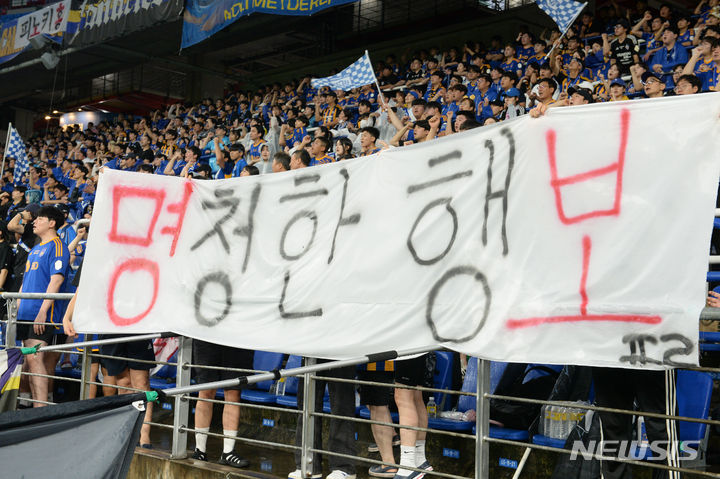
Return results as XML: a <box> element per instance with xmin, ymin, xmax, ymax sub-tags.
<box><xmin>310</xmin><ymin>154</ymin><xmax>334</xmax><ymax>166</ymax></box>
<box><xmin>516</xmin><ymin>46</ymin><xmax>534</xmax><ymax>63</ymax></box>
<box><xmin>57</xmin><ymin>224</ymin><xmax>77</xmax><ymax>248</ymax></box>
<box><xmin>500</xmin><ymin>58</ymin><xmax>521</xmax><ymax>74</ymax></box>
<box><xmin>18</xmin><ymin>237</ymin><xmax>70</xmax><ymax>325</ymax></box>
<box><xmin>248</xmin><ymin>140</ymin><xmax>267</xmax><ymax>165</ymax></box>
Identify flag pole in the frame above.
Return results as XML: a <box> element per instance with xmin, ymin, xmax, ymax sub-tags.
<box><xmin>365</xmin><ymin>50</ymin><xmax>385</xmax><ymax>99</ymax></box>
<box><xmin>1</xmin><ymin>123</ymin><xmax>11</xmax><ymax>179</ymax></box>
<box><xmin>542</xmin><ymin>3</ymin><xmax>587</xmax><ymax>62</ymax></box>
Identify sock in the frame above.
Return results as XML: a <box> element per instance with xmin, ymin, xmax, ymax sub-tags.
<box><xmin>397</xmin><ymin>445</ymin><xmax>416</xmax><ymax>476</ymax></box>
<box><xmin>195</xmin><ymin>427</ymin><xmax>209</xmax><ymax>452</ymax></box>
<box><xmin>223</xmin><ymin>429</ymin><xmax>237</xmax><ymax>454</ymax></box>
<box><xmin>415</xmin><ymin>440</ymin><xmax>427</xmax><ymax>465</ymax></box>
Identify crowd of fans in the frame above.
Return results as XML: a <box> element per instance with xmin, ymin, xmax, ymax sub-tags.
<box><xmin>0</xmin><ymin>0</ymin><xmax>718</xmax><ymax>477</ymax></box>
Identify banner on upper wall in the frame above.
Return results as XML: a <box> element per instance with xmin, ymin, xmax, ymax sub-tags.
<box><xmin>0</xmin><ymin>0</ymin><xmax>70</xmax><ymax>65</ymax></box>
<box><xmin>15</xmin><ymin>0</ymin><xmax>70</xmax><ymax>49</ymax></box>
<box><xmin>74</xmin><ymin>94</ymin><xmax>720</xmax><ymax>369</ymax></box>
<box><xmin>181</xmin><ymin>0</ymin><xmax>358</xmax><ymax>49</ymax></box>
<box><xmin>65</xmin><ymin>0</ymin><xmax>183</xmax><ymax>47</ymax></box>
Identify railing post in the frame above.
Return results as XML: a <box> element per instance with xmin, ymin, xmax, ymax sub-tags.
<box><xmin>171</xmin><ymin>336</ymin><xmax>192</xmax><ymax>459</ymax></box>
<box><xmin>79</xmin><ymin>348</ymin><xmax>92</xmax><ymax>399</ymax></box>
<box><xmin>5</xmin><ymin>298</ymin><xmax>16</xmax><ymax>348</ymax></box>
<box><xmin>301</xmin><ymin>357</ymin><xmax>317</xmax><ymax>478</ymax></box>
<box><xmin>475</xmin><ymin>359</ymin><xmax>491</xmax><ymax>479</ymax></box>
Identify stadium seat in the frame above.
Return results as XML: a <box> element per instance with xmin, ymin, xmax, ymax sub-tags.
<box><xmin>275</xmin><ymin>355</ymin><xmax>303</xmax><ymax>408</ymax></box>
<box><xmin>433</xmin><ymin>351</ymin><xmax>454</xmax><ymax>411</ymax></box>
<box><xmin>428</xmin><ymin>358</ymin><xmax>529</xmax><ymax>438</ymax></box>
<box><xmin>700</xmin><ymin>332</ymin><xmax>720</xmax><ymax>352</ymax></box>
<box><xmin>240</xmin><ymin>351</ymin><xmax>285</xmax><ymax>404</ymax></box>
<box><xmin>631</xmin><ymin>370</ymin><xmax>713</xmax><ymax>462</ymax></box>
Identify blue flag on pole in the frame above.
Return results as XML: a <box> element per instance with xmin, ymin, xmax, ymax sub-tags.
<box><xmin>6</xmin><ymin>125</ymin><xmax>29</xmax><ymax>185</ymax></box>
<box><xmin>536</xmin><ymin>0</ymin><xmax>587</xmax><ymax>33</ymax></box>
<box><xmin>311</xmin><ymin>52</ymin><xmax>377</xmax><ymax>90</ymax></box>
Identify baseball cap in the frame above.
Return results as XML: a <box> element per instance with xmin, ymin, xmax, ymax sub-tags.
<box><xmin>490</xmin><ymin>98</ymin><xmax>505</xmax><ymax>107</ymax></box>
<box><xmin>568</xmin><ymin>87</ymin><xmax>594</xmax><ymax>103</ymax></box>
<box><xmin>505</xmin><ymin>88</ymin><xmax>521</xmax><ymax>97</ymax></box>
<box><xmin>641</xmin><ymin>71</ymin><xmax>663</xmax><ymax>83</ymax></box>
<box><xmin>610</xmin><ymin>78</ymin><xmax>627</xmax><ymax>88</ymax></box>
<box><xmin>24</xmin><ymin>203</ymin><xmax>41</xmax><ymax>217</ymax></box>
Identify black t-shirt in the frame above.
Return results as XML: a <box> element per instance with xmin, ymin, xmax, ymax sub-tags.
<box><xmin>610</xmin><ymin>36</ymin><xmax>640</xmax><ymax>74</ymax></box>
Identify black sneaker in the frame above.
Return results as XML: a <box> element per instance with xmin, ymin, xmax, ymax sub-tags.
<box><xmin>191</xmin><ymin>448</ymin><xmax>207</xmax><ymax>461</ymax></box>
<box><xmin>219</xmin><ymin>451</ymin><xmax>249</xmax><ymax>468</ymax></box>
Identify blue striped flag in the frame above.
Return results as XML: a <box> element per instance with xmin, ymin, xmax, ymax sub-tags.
<box><xmin>0</xmin><ymin>348</ymin><xmax>24</xmax><ymax>412</ymax></box>
<box><xmin>536</xmin><ymin>0</ymin><xmax>587</xmax><ymax>34</ymax></box>
<box><xmin>311</xmin><ymin>52</ymin><xmax>377</xmax><ymax>90</ymax></box>
<box><xmin>6</xmin><ymin>125</ymin><xmax>29</xmax><ymax>185</ymax></box>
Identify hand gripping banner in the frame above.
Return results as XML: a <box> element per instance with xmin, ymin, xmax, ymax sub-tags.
<box><xmin>74</xmin><ymin>95</ymin><xmax>720</xmax><ymax>368</ymax></box>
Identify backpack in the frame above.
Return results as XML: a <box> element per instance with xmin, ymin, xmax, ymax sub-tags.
<box><xmin>550</xmin><ymin>410</ymin><xmax>602</xmax><ymax>479</ymax></box>
<box><xmin>489</xmin><ymin>364</ymin><xmax>560</xmax><ymax>430</ymax></box>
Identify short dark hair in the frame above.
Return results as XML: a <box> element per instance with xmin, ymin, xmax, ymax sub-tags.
<box><xmin>502</xmin><ymin>71</ymin><xmax>519</xmax><ymax>84</ymax></box>
<box><xmin>360</xmin><ymin>126</ymin><xmax>380</xmax><ymax>141</ymax></box>
<box><xmin>273</xmin><ymin>152</ymin><xmax>291</xmax><ymax>171</ymax></box>
<box><xmin>243</xmin><ymin>165</ymin><xmax>260</xmax><ymax>175</ymax></box>
<box><xmin>459</xmin><ymin>119</ymin><xmax>481</xmax><ymax>131</ymax></box>
<box><xmin>538</xmin><ymin>77</ymin><xmax>557</xmax><ymax>92</ymax></box>
<box><xmin>138</xmin><ymin>164</ymin><xmax>155</xmax><ymax>173</ymax></box>
<box><xmin>450</xmin><ymin>84</ymin><xmax>468</xmax><ymax>94</ymax></box>
<box><xmin>426</xmin><ymin>101</ymin><xmax>442</xmax><ymax>112</ymax></box>
<box><xmin>38</xmin><ymin>206</ymin><xmax>64</xmax><ymax>231</ymax></box>
<box><xmin>677</xmin><ymin>74</ymin><xmax>702</xmax><ymax>92</ymax></box>
<box><xmin>314</xmin><ymin>136</ymin><xmax>330</xmax><ymax>153</ymax></box>
<box><xmin>414</xmin><ymin>119</ymin><xmax>431</xmax><ymax>130</ymax></box>
<box><xmin>187</xmin><ymin>146</ymin><xmax>201</xmax><ymax>160</ymax></box>
<box><xmin>293</xmin><ymin>149</ymin><xmax>312</xmax><ymax>167</ymax></box>
<box><xmin>411</xmin><ymin>98</ymin><xmax>427</xmax><ymax>108</ymax></box>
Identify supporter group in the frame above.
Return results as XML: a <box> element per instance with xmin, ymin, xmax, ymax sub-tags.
<box><xmin>1</xmin><ymin>0</ymin><xmax>718</xmax><ymax>477</ymax></box>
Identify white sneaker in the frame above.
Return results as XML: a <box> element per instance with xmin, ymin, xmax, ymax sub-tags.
<box><xmin>288</xmin><ymin>469</ymin><xmax>322</xmax><ymax>479</ymax></box>
<box><xmin>326</xmin><ymin>470</ymin><xmax>357</xmax><ymax>479</ymax></box>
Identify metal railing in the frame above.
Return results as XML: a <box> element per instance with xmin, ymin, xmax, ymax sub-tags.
<box><xmin>1</xmin><ymin>292</ymin><xmax>719</xmax><ymax>478</ymax></box>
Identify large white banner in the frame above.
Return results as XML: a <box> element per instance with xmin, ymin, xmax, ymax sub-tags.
<box><xmin>14</xmin><ymin>1</ymin><xmax>70</xmax><ymax>49</ymax></box>
<box><xmin>75</xmin><ymin>94</ymin><xmax>720</xmax><ymax>368</ymax></box>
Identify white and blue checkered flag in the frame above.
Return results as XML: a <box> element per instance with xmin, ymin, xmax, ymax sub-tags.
<box><xmin>311</xmin><ymin>51</ymin><xmax>377</xmax><ymax>90</ymax></box>
<box><xmin>6</xmin><ymin>125</ymin><xmax>29</xmax><ymax>185</ymax></box>
<box><xmin>536</xmin><ymin>0</ymin><xmax>587</xmax><ymax>34</ymax></box>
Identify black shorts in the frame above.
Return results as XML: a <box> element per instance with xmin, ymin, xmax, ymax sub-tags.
<box><xmin>358</xmin><ymin>370</ymin><xmax>394</xmax><ymax>407</ymax></box>
<box><xmin>99</xmin><ymin>334</ymin><xmax>155</xmax><ymax>377</ymax></box>
<box><xmin>192</xmin><ymin>340</ymin><xmax>254</xmax><ymax>389</ymax></box>
<box><xmin>16</xmin><ymin>321</ymin><xmax>65</xmax><ymax>346</ymax></box>
<box><xmin>394</xmin><ymin>354</ymin><xmax>429</xmax><ymax>387</ymax></box>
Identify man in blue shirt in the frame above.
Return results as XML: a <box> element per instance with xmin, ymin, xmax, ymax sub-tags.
<box><xmin>650</xmin><ymin>26</ymin><xmax>688</xmax><ymax>88</ymax></box>
<box><xmin>16</xmin><ymin>206</ymin><xmax>70</xmax><ymax>407</ymax></box>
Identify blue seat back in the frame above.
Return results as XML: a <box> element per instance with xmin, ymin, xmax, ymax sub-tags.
<box><xmin>676</xmin><ymin>370</ymin><xmax>713</xmax><ymax>442</ymax></box>
<box><xmin>457</xmin><ymin>357</ymin><xmax>478</xmax><ymax>412</ymax></box>
<box><xmin>254</xmin><ymin>351</ymin><xmax>285</xmax><ymax>391</ymax></box>
<box><xmin>283</xmin><ymin>355</ymin><xmax>303</xmax><ymax>395</ymax></box>
<box><xmin>523</xmin><ymin>364</ymin><xmax>563</xmax><ymax>383</ymax></box>
<box><xmin>433</xmin><ymin>351</ymin><xmax>454</xmax><ymax>411</ymax></box>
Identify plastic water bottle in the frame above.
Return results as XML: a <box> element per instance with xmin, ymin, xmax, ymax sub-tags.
<box><xmin>542</xmin><ymin>405</ymin><xmax>552</xmax><ymax>436</ymax></box>
<box><xmin>560</xmin><ymin>407</ymin><xmax>570</xmax><ymax>438</ymax></box>
<box><xmin>426</xmin><ymin>397</ymin><xmax>437</xmax><ymax>418</ymax></box>
<box><xmin>549</xmin><ymin>406</ymin><xmax>561</xmax><ymax>439</ymax></box>
<box><xmin>276</xmin><ymin>378</ymin><xmax>286</xmax><ymax>396</ymax></box>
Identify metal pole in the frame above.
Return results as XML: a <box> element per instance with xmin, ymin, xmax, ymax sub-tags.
<box><xmin>5</xmin><ymin>298</ymin><xmax>16</xmax><ymax>348</ymax></box>
<box><xmin>301</xmin><ymin>357</ymin><xmax>317</xmax><ymax>478</ymax></box>
<box><xmin>79</xmin><ymin>348</ymin><xmax>92</xmax><ymax>400</ymax></box>
<box><xmin>171</xmin><ymin>336</ymin><xmax>192</xmax><ymax>459</ymax></box>
<box><xmin>30</xmin><ymin>332</ymin><xmax>169</xmax><ymax>353</ymax></box>
<box><xmin>161</xmin><ymin>346</ymin><xmax>434</xmax><ymax>397</ymax></box>
<box><xmin>1</xmin><ymin>123</ymin><xmax>11</xmax><ymax>179</ymax></box>
<box><xmin>475</xmin><ymin>359</ymin><xmax>491</xmax><ymax>479</ymax></box>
